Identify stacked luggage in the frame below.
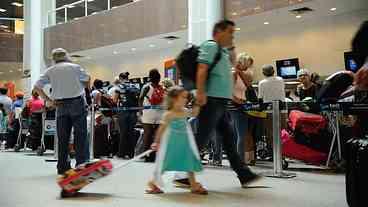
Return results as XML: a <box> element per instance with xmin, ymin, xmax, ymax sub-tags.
<box><xmin>282</xmin><ymin>110</ymin><xmax>331</xmax><ymax>165</ymax></box>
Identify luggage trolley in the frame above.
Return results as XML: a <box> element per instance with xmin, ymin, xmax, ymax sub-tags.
<box><xmin>37</xmin><ymin>109</ymin><xmax>57</xmax><ymax>156</ymax></box>
<box><xmin>14</xmin><ymin>107</ymin><xmax>31</xmax><ymax>152</ymax></box>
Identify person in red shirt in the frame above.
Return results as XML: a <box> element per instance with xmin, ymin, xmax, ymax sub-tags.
<box><xmin>27</xmin><ymin>90</ymin><xmax>45</xmax><ymax>114</ymax></box>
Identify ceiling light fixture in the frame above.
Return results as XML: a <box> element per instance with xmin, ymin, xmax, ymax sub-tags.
<box><xmin>0</xmin><ymin>8</ymin><xmax>6</xmax><ymax>12</ymax></box>
<box><xmin>296</xmin><ymin>15</ymin><xmax>302</xmax><ymax>18</ymax></box>
<box><xmin>264</xmin><ymin>22</ymin><xmax>269</xmax><ymax>25</ymax></box>
<box><xmin>131</xmin><ymin>48</ymin><xmax>137</xmax><ymax>51</ymax></box>
<box><xmin>11</xmin><ymin>2</ymin><xmax>23</xmax><ymax>7</ymax></box>
<box><xmin>149</xmin><ymin>44</ymin><xmax>156</xmax><ymax>48</ymax></box>
<box><xmin>232</xmin><ymin>12</ymin><xmax>238</xmax><ymax>16</ymax></box>
<box><xmin>330</xmin><ymin>7</ymin><xmax>337</xmax><ymax>11</ymax></box>
<box><xmin>113</xmin><ymin>51</ymin><xmax>120</xmax><ymax>54</ymax></box>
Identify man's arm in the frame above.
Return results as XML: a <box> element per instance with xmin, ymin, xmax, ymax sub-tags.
<box><xmin>195</xmin><ymin>63</ymin><xmax>209</xmax><ymax>106</ymax></box>
<box><xmin>33</xmin><ymin>86</ymin><xmax>52</xmax><ymax>103</ymax></box>
<box><xmin>33</xmin><ymin>72</ymin><xmax>52</xmax><ymax>103</ymax></box>
<box><xmin>139</xmin><ymin>85</ymin><xmax>150</xmax><ymax>107</ymax></box>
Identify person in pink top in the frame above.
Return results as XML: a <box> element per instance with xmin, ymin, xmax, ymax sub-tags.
<box><xmin>27</xmin><ymin>90</ymin><xmax>45</xmax><ymax>114</ymax></box>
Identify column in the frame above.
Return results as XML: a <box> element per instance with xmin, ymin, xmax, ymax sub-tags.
<box><xmin>188</xmin><ymin>0</ymin><xmax>224</xmax><ymax>45</ymax></box>
<box><xmin>23</xmin><ymin>0</ymin><xmax>55</xmax><ymax>94</ymax></box>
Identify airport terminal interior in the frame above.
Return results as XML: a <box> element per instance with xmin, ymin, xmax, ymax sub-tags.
<box><xmin>0</xmin><ymin>0</ymin><xmax>368</xmax><ymax>206</ymax></box>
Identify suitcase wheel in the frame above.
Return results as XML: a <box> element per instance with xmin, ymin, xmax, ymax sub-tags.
<box><xmin>60</xmin><ymin>190</ymin><xmax>76</xmax><ymax>198</ymax></box>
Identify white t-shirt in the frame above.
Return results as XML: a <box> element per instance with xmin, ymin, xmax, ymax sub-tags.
<box><xmin>258</xmin><ymin>76</ymin><xmax>285</xmax><ymax>102</ymax></box>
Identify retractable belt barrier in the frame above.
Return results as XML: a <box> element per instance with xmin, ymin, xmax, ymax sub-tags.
<box><xmin>88</xmin><ymin>101</ymin><xmax>368</xmax><ymax>177</ymax></box>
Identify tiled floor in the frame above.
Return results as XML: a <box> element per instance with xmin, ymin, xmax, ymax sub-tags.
<box><xmin>0</xmin><ymin>151</ymin><xmax>348</xmax><ymax>207</ymax></box>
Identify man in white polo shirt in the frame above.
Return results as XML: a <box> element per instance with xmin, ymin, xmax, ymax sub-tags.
<box><xmin>34</xmin><ymin>48</ymin><xmax>90</xmax><ymax>175</ymax></box>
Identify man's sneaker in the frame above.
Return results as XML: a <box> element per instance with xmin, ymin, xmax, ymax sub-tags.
<box><xmin>239</xmin><ymin>173</ymin><xmax>262</xmax><ymax>188</ymax></box>
<box><xmin>173</xmin><ymin>178</ymin><xmax>191</xmax><ymax>188</ymax></box>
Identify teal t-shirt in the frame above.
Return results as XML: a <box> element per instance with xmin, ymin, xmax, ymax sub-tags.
<box><xmin>197</xmin><ymin>41</ymin><xmax>233</xmax><ymax>99</ymax></box>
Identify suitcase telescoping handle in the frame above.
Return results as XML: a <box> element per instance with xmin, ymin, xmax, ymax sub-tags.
<box><xmin>113</xmin><ymin>150</ymin><xmax>154</xmax><ymax>170</ymax></box>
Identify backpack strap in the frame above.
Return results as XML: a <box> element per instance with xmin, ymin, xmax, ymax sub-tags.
<box><xmin>207</xmin><ymin>40</ymin><xmax>222</xmax><ymax>72</ymax></box>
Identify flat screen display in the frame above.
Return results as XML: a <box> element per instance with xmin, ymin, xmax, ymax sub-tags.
<box><xmin>276</xmin><ymin>58</ymin><xmax>300</xmax><ymax>79</ymax></box>
<box><xmin>280</xmin><ymin>66</ymin><xmax>297</xmax><ymax>77</ymax></box>
<box><xmin>344</xmin><ymin>51</ymin><xmax>360</xmax><ymax>73</ymax></box>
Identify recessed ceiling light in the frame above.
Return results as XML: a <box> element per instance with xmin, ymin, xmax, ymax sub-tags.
<box><xmin>296</xmin><ymin>15</ymin><xmax>302</xmax><ymax>18</ymax></box>
<box><xmin>330</xmin><ymin>7</ymin><xmax>337</xmax><ymax>11</ymax></box>
<box><xmin>0</xmin><ymin>25</ymin><xmax>8</xmax><ymax>29</ymax></box>
<box><xmin>232</xmin><ymin>12</ymin><xmax>238</xmax><ymax>16</ymax></box>
<box><xmin>131</xmin><ymin>48</ymin><xmax>137</xmax><ymax>51</ymax></box>
<box><xmin>149</xmin><ymin>44</ymin><xmax>156</xmax><ymax>48</ymax></box>
<box><xmin>0</xmin><ymin>8</ymin><xmax>6</xmax><ymax>12</ymax></box>
<box><xmin>11</xmin><ymin>2</ymin><xmax>23</xmax><ymax>7</ymax></box>
<box><xmin>264</xmin><ymin>22</ymin><xmax>269</xmax><ymax>25</ymax></box>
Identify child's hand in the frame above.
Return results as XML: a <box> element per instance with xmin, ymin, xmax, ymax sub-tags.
<box><xmin>151</xmin><ymin>142</ymin><xmax>159</xmax><ymax>151</ymax></box>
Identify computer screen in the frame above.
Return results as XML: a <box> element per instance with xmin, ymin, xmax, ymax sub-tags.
<box><xmin>280</xmin><ymin>66</ymin><xmax>297</xmax><ymax>77</ymax></box>
<box><xmin>276</xmin><ymin>58</ymin><xmax>300</xmax><ymax>79</ymax></box>
<box><xmin>344</xmin><ymin>51</ymin><xmax>360</xmax><ymax>73</ymax></box>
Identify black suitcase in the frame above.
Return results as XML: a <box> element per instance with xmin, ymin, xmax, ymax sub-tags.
<box><xmin>345</xmin><ymin>137</ymin><xmax>368</xmax><ymax>207</ymax></box>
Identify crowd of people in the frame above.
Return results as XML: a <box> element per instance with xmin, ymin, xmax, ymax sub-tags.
<box><xmin>0</xmin><ymin>19</ymin><xmax>367</xmax><ymax>195</ymax></box>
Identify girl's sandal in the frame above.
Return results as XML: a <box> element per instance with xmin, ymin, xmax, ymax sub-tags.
<box><xmin>191</xmin><ymin>183</ymin><xmax>208</xmax><ymax>195</ymax></box>
<box><xmin>145</xmin><ymin>181</ymin><xmax>164</xmax><ymax>194</ymax></box>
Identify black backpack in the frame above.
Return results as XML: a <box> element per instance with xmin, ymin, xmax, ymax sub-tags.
<box><xmin>176</xmin><ymin>40</ymin><xmax>222</xmax><ymax>90</ymax></box>
<box><xmin>117</xmin><ymin>83</ymin><xmax>140</xmax><ymax>108</ymax></box>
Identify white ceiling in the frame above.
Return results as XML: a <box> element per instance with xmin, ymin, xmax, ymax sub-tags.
<box><xmin>73</xmin><ymin>0</ymin><xmax>368</xmax><ymax>65</ymax></box>
<box><xmin>234</xmin><ymin>0</ymin><xmax>368</xmax><ymax>34</ymax></box>
<box><xmin>72</xmin><ymin>30</ymin><xmax>188</xmax><ymax>63</ymax></box>
<box><xmin>2</xmin><ymin>0</ymin><xmax>367</xmax><ymax>80</ymax></box>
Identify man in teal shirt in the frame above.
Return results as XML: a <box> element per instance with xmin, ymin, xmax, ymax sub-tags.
<box><xmin>175</xmin><ymin>20</ymin><xmax>260</xmax><ymax>188</ymax></box>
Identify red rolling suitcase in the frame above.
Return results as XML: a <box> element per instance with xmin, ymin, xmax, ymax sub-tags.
<box><xmin>281</xmin><ymin>129</ymin><xmax>327</xmax><ymax>165</ymax></box>
<box><xmin>288</xmin><ymin>110</ymin><xmax>327</xmax><ymax>135</ymax></box>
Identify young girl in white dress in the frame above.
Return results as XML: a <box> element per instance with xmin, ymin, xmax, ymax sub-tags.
<box><xmin>145</xmin><ymin>86</ymin><xmax>207</xmax><ymax>195</ymax></box>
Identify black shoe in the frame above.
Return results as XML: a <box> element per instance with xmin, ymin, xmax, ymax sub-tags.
<box><xmin>239</xmin><ymin>172</ymin><xmax>262</xmax><ymax>188</ymax></box>
<box><xmin>173</xmin><ymin>178</ymin><xmax>191</xmax><ymax>188</ymax></box>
